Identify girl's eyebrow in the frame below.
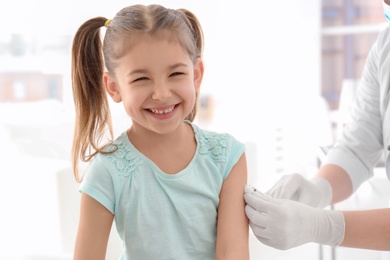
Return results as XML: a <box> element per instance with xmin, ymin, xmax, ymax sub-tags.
<box><xmin>127</xmin><ymin>69</ymin><xmax>148</xmax><ymax>77</ymax></box>
<box><xmin>127</xmin><ymin>63</ymin><xmax>188</xmax><ymax>77</ymax></box>
<box><xmin>168</xmin><ymin>63</ymin><xmax>188</xmax><ymax>70</ymax></box>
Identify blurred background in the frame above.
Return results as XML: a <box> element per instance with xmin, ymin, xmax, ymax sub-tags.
<box><xmin>1</xmin><ymin>0</ymin><xmax>389</xmax><ymax>259</ymax></box>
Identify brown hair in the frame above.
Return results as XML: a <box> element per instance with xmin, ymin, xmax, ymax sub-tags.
<box><xmin>71</xmin><ymin>4</ymin><xmax>204</xmax><ymax>182</ymax></box>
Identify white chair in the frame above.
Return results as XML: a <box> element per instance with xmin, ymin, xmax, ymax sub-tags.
<box><xmin>56</xmin><ymin>167</ymin><xmax>123</xmax><ymax>259</ymax></box>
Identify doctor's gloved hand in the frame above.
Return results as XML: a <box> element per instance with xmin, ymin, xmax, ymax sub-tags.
<box><xmin>244</xmin><ymin>185</ymin><xmax>345</xmax><ymax>250</ymax></box>
<box><xmin>266</xmin><ymin>174</ymin><xmax>332</xmax><ymax>208</ymax></box>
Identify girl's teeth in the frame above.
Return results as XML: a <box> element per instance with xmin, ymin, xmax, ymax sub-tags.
<box><xmin>150</xmin><ymin>106</ymin><xmax>175</xmax><ymax>114</ymax></box>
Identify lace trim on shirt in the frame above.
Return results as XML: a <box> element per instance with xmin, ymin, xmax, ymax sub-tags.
<box><xmin>104</xmin><ymin>129</ymin><xmax>228</xmax><ymax>176</ymax></box>
<box><xmin>198</xmin><ymin>131</ymin><xmax>228</xmax><ymax>163</ymax></box>
<box><xmin>105</xmin><ymin>138</ymin><xmax>143</xmax><ymax>177</ymax></box>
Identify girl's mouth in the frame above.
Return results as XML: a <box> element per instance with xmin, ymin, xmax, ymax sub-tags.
<box><xmin>148</xmin><ymin>105</ymin><xmax>176</xmax><ymax>114</ymax></box>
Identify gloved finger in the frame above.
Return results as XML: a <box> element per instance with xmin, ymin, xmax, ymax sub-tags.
<box><xmin>249</xmin><ymin>220</ymin><xmax>272</xmax><ymax>240</ymax></box>
<box><xmin>244</xmin><ymin>184</ymin><xmax>256</xmax><ymax>194</ymax></box>
<box><xmin>254</xmin><ymin>237</ymin><xmax>275</xmax><ymax>249</ymax></box>
<box><xmin>275</xmin><ymin>183</ymin><xmax>300</xmax><ymax>201</ymax></box>
<box><xmin>267</xmin><ymin>174</ymin><xmax>301</xmax><ymax>200</ymax></box>
<box><xmin>267</xmin><ymin>184</ymin><xmax>283</xmax><ymax>198</ymax></box>
<box><xmin>256</xmin><ymin>236</ymin><xmax>290</xmax><ymax>251</ymax></box>
<box><xmin>245</xmin><ymin>205</ymin><xmax>267</xmax><ymax>227</ymax></box>
<box><xmin>249</xmin><ymin>213</ymin><xmax>295</xmax><ymax>251</ymax></box>
<box><xmin>249</xmin><ymin>222</ymin><xmax>293</xmax><ymax>250</ymax></box>
<box><xmin>266</xmin><ymin>175</ymin><xmax>289</xmax><ymax>197</ymax></box>
<box><xmin>244</xmin><ymin>192</ymin><xmax>278</xmax><ymax>216</ymax></box>
<box><xmin>245</xmin><ymin>184</ymin><xmax>269</xmax><ymax>198</ymax></box>
<box><xmin>296</xmin><ymin>190</ymin><xmax>314</xmax><ymax>206</ymax></box>
<box><xmin>244</xmin><ymin>191</ymin><xmax>268</xmax><ymax>209</ymax></box>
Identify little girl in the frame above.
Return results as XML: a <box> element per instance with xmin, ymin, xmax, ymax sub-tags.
<box><xmin>71</xmin><ymin>4</ymin><xmax>249</xmax><ymax>260</ymax></box>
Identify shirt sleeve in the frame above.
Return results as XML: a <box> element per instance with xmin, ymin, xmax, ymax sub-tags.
<box><xmin>79</xmin><ymin>154</ymin><xmax>116</xmax><ymax>214</ymax></box>
<box><xmin>325</xmin><ymin>28</ymin><xmax>388</xmax><ymax>192</ymax></box>
<box><xmin>223</xmin><ymin>134</ymin><xmax>246</xmax><ymax>180</ymax></box>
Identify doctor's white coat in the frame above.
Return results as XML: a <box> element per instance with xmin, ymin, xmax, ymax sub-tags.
<box><xmin>325</xmin><ymin>26</ymin><xmax>390</xmax><ymax>192</ymax></box>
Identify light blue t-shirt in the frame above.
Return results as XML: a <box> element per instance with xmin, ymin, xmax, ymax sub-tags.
<box><xmin>80</xmin><ymin>122</ymin><xmax>245</xmax><ymax>260</ymax></box>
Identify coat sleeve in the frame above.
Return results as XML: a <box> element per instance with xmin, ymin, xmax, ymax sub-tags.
<box><xmin>324</xmin><ymin>27</ymin><xmax>389</xmax><ymax>192</ymax></box>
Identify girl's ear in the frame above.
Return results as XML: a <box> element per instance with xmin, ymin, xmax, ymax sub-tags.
<box><xmin>103</xmin><ymin>72</ymin><xmax>122</xmax><ymax>103</ymax></box>
<box><xmin>193</xmin><ymin>58</ymin><xmax>204</xmax><ymax>92</ymax></box>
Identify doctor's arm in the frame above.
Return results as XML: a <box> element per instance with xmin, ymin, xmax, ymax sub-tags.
<box><xmin>74</xmin><ymin>193</ymin><xmax>114</xmax><ymax>260</ymax></box>
<box><xmin>316</xmin><ymin>164</ymin><xmax>353</xmax><ymax>204</ymax></box>
<box><xmin>216</xmin><ymin>153</ymin><xmax>249</xmax><ymax>260</ymax></box>
<box><xmin>341</xmin><ymin>208</ymin><xmax>390</xmax><ymax>250</ymax></box>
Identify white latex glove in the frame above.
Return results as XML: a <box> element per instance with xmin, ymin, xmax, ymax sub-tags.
<box><xmin>266</xmin><ymin>173</ymin><xmax>332</xmax><ymax>208</ymax></box>
<box><xmin>244</xmin><ymin>185</ymin><xmax>344</xmax><ymax>250</ymax></box>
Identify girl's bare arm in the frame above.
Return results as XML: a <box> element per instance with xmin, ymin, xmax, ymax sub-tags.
<box><xmin>216</xmin><ymin>153</ymin><xmax>249</xmax><ymax>260</ymax></box>
<box><xmin>74</xmin><ymin>193</ymin><xmax>114</xmax><ymax>260</ymax></box>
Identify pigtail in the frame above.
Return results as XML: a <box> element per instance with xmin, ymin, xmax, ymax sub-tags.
<box><xmin>179</xmin><ymin>9</ymin><xmax>204</xmax><ymax>122</ymax></box>
<box><xmin>179</xmin><ymin>9</ymin><xmax>204</xmax><ymax>59</ymax></box>
<box><xmin>71</xmin><ymin>17</ymin><xmax>114</xmax><ymax>182</ymax></box>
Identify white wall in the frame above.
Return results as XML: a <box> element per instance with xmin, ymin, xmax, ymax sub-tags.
<box><xmin>201</xmin><ymin>0</ymin><xmax>323</xmax><ymax>191</ymax></box>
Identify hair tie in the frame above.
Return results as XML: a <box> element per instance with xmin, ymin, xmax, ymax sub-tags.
<box><xmin>104</xmin><ymin>19</ymin><xmax>112</xmax><ymax>28</ymax></box>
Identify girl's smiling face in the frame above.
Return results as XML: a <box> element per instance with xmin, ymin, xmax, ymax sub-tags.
<box><xmin>104</xmin><ymin>33</ymin><xmax>203</xmax><ymax>135</ymax></box>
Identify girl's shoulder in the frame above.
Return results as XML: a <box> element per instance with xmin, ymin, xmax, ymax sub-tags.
<box><xmin>96</xmin><ymin>132</ymin><xmax>143</xmax><ymax>177</ymax></box>
<box><xmin>190</xmin><ymin>122</ymin><xmax>245</xmax><ymax>163</ymax></box>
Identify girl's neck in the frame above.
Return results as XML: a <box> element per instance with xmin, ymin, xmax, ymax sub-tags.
<box><xmin>127</xmin><ymin>121</ymin><xmax>197</xmax><ymax>174</ymax></box>
<box><xmin>127</xmin><ymin>121</ymin><xmax>193</xmax><ymax>148</ymax></box>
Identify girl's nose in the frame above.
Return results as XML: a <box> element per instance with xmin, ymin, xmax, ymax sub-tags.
<box><xmin>152</xmin><ymin>83</ymin><xmax>172</xmax><ymax>101</ymax></box>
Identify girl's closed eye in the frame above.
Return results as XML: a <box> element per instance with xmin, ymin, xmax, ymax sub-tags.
<box><xmin>132</xmin><ymin>76</ymin><xmax>149</xmax><ymax>83</ymax></box>
<box><xmin>170</xmin><ymin>72</ymin><xmax>184</xmax><ymax>77</ymax></box>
